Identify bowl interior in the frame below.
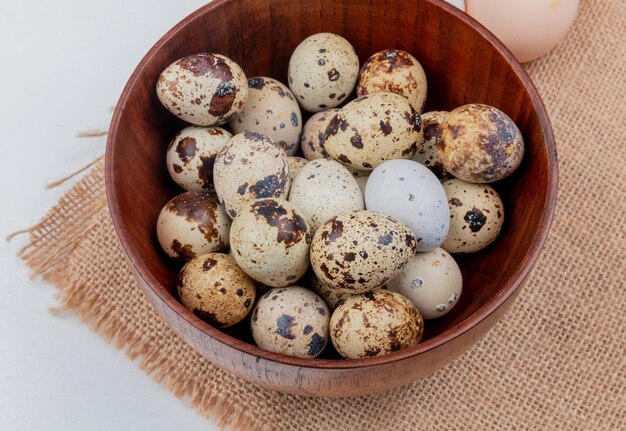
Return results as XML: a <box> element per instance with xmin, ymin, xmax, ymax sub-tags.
<box><xmin>106</xmin><ymin>0</ymin><xmax>556</xmax><ymax>367</ymax></box>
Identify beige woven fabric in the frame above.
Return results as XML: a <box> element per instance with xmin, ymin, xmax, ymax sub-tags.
<box><xmin>17</xmin><ymin>0</ymin><xmax>625</xmax><ymax>429</ymax></box>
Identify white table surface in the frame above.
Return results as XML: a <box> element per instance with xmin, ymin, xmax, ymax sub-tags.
<box><xmin>0</xmin><ymin>1</ymin><xmax>219</xmax><ymax>429</ymax></box>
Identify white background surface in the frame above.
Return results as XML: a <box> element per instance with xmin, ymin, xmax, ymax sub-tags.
<box><xmin>0</xmin><ymin>1</ymin><xmax>219</xmax><ymax>429</ymax></box>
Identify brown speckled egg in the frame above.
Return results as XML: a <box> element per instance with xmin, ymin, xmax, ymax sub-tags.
<box><xmin>230</xmin><ymin>198</ymin><xmax>311</xmax><ymax>287</ymax></box>
<box><xmin>441</xmin><ymin>179</ymin><xmax>505</xmax><ymax>253</ymax></box>
<box><xmin>250</xmin><ymin>286</ymin><xmax>330</xmax><ymax>358</ymax></box>
<box><xmin>330</xmin><ymin>290</ymin><xmax>423</xmax><ymax>359</ymax></box>
<box><xmin>166</xmin><ymin>126</ymin><xmax>232</xmax><ymax>191</ymax></box>
<box><xmin>287</xmin><ymin>156</ymin><xmax>308</xmax><ymax>185</ymax></box>
<box><xmin>213</xmin><ymin>132</ymin><xmax>289</xmax><ymax>218</ymax></box>
<box><xmin>357</xmin><ymin>49</ymin><xmax>428</xmax><ymax>113</ymax></box>
<box><xmin>308</xmin><ymin>272</ymin><xmax>353</xmax><ymax>310</ymax></box>
<box><xmin>412</xmin><ymin>111</ymin><xmax>452</xmax><ymax>179</ymax></box>
<box><xmin>387</xmin><ymin>248</ymin><xmax>462</xmax><ymax>319</ymax></box>
<box><xmin>436</xmin><ymin>104</ymin><xmax>524</xmax><ymax>183</ymax></box>
<box><xmin>323</xmin><ymin>93</ymin><xmax>423</xmax><ymax>171</ymax></box>
<box><xmin>310</xmin><ymin>211</ymin><xmax>417</xmax><ymax>293</ymax></box>
<box><xmin>229</xmin><ymin>77</ymin><xmax>302</xmax><ymax>155</ymax></box>
<box><xmin>156</xmin><ymin>191</ymin><xmax>231</xmax><ymax>261</ymax></box>
<box><xmin>288</xmin><ymin>33</ymin><xmax>359</xmax><ymax>113</ymax></box>
<box><xmin>288</xmin><ymin>159</ymin><xmax>364</xmax><ymax>234</ymax></box>
<box><xmin>156</xmin><ymin>53</ymin><xmax>248</xmax><ymax>126</ymax></box>
<box><xmin>301</xmin><ymin>109</ymin><xmax>339</xmax><ymax>160</ymax></box>
<box><xmin>177</xmin><ymin>253</ymin><xmax>255</xmax><ymax>327</ymax></box>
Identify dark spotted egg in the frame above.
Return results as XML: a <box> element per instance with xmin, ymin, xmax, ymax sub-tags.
<box><xmin>177</xmin><ymin>253</ymin><xmax>255</xmax><ymax>327</ymax></box>
<box><xmin>323</xmin><ymin>92</ymin><xmax>423</xmax><ymax>171</ymax></box>
<box><xmin>412</xmin><ymin>111</ymin><xmax>452</xmax><ymax>179</ymax></box>
<box><xmin>288</xmin><ymin>33</ymin><xmax>359</xmax><ymax>113</ymax></box>
<box><xmin>213</xmin><ymin>132</ymin><xmax>289</xmax><ymax>218</ymax></box>
<box><xmin>330</xmin><ymin>290</ymin><xmax>424</xmax><ymax>359</ymax></box>
<box><xmin>441</xmin><ymin>179</ymin><xmax>504</xmax><ymax>253</ymax></box>
<box><xmin>250</xmin><ymin>286</ymin><xmax>330</xmax><ymax>358</ymax></box>
<box><xmin>436</xmin><ymin>104</ymin><xmax>525</xmax><ymax>183</ymax></box>
<box><xmin>156</xmin><ymin>191</ymin><xmax>231</xmax><ymax>261</ymax></box>
<box><xmin>301</xmin><ymin>109</ymin><xmax>340</xmax><ymax>160</ymax></box>
<box><xmin>156</xmin><ymin>53</ymin><xmax>248</xmax><ymax>126</ymax></box>
<box><xmin>166</xmin><ymin>126</ymin><xmax>231</xmax><ymax>191</ymax></box>
<box><xmin>229</xmin><ymin>77</ymin><xmax>302</xmax><ymax>156</ymax></box>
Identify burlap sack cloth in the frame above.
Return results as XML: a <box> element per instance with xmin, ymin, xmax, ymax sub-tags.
<box><xmin>14</xmin><ymin>1</ymin><xmax>625</xmax><ymax>429</ymax></box>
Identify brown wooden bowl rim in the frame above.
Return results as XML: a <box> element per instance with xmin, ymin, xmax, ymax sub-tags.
<box><xmin>105</xmin><ymin>0</ymin><xmax>558</xmax><ymax>370</ymax></box>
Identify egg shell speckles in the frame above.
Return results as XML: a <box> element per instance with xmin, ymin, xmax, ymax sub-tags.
<box><xmin>288</xmin><ymin>159</ymin><xmax>364</xmax><ymax>234</ymax></box>
<box><xmin>288</xmin><ymin>33</ymin><xmax>359</xmax><ymax>113</ymax></box>
<box><xmin>166</xmin><ymin>126</ymin><xmax>232</xmax><ymax>191</ymax></box>
<box><xmin>330</xmin><ymin>290</ymin><xmax>424</xmax><ymax>359</ymax></box>
<box><xmin>436</xmin><ymin>104</ymin><xmax>524</xmax><ymax>183</ymax></box>
<box><xmin>365</xmin><ymin>160</ymin><xmax>450</xmax><ymax>252</ymax></box>
<box><xmin>213</xmin><ymin>132</ymin><xmax>290</xmax><ymax>218</ymax></box>
<box><xmin>308</xmin><ymin>272</ymin><xmax>354</xmax><ymax>311</ymax></box>
<box><xmin>250</xmin><ymin>286</ymin><xmax>330</xmax><ymax>358</ymax></box>
<box><xmin>387</xmin><ymin>248</ymin><xmax>462</xmax><ymax>319</ymax></box>
<box><xmin>442</xmin><ymin>179</ymin><xmax>504</xmax><ymax>253</ymax></box>
<box><xmin>357</xmin><ymin>49</ymin><xmax>428</xmax><ymax>113</ymax></box>
<box><xmin>177</xmin><ymin>253</ymin><xmax>256</xmax><ymax>327</ymax></box>
<box><xmin>229</xmin><ymin>77</ymin><xmax>302</xmax><ymax>156</ymax></box>
<box><xmin>412</xmin><ymin>111</ymin><xmax>452</xmax><ymax>179</ymax></box>
<box><xmin>310</xmin><ymin>210</ymin><xmax>417</xmax><ymax>293</ymax></box>
<box><xmin>287</xmin><ymin>156</ymin><xmax>308</xmax><ymax>186</ymax></box>
<box><xmin>156</xmin><ymin>191</ymin><xmax>231</xmax><ymax>261</ymax></box>
<box><xmin>230</xmin><ymin>198</ymin><xmax>311</xmax><ymax>287</ymax></box>
<box><xmin>301</xmin><ymin>109</ymin><xmax>340</xmax><ymax>160</ymax></box>
<box><xmin>323</xmin><ymin>92</ymin><xmax>424</xmax><ymax>171</ymax></box>
<box><xmin>156</xmin><ymin>53</ymin><xmax>248</xmax><ymax>126</ymax></box>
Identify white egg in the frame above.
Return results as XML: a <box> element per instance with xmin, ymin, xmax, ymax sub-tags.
<box><xmin>365</xmin><ymin>159</ymin><xmax>449</xmax><ymax>252</ymax></box>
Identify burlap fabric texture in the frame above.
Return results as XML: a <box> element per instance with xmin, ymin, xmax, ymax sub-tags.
<box><xmin>16</xmin><ymin>1</ymin><xmax>625</xmax><ymax>429</ymax></box>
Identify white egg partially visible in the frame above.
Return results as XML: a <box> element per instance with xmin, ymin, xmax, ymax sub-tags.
<box><xmin>365</xmin><ymin>159</ymin><xmax>449</xmax><ymax>252</ymax></box>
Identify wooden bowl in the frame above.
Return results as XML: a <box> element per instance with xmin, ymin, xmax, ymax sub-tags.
<box><xmin>106</xmin><ymin>0</ymin><xmax>557</xmax><ymax>397</ymax></box>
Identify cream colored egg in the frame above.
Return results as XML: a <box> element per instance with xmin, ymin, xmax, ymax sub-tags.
<box><xmin>250</xmin><ymin>286</ymin><xmax>330</xmax><ymax>358</ymax></box>
<box><xmin>156</xmin><ymin>191</ymin><xmax>231</xmax><ymax>261</ymax></box>
<box><xmin>387</xmin><ymin>248</ymin><xmax>462</xmax><ymax>319</ymax></box>
<box><xmin>324</xmin><ymin>92</ymin><xmax>424</xmax><ymax>171</ymax></box>
<box><xmin>213</xmin><ymin>132</ymin><xmax>290</xmax><ymax>218</ymax></box>
<box><xmin>288</xmin><ymin>159</ymin><xmax>364</xmax><ymax>234</ymax></box>
<box><xmin>288</xmin><ymin>33</ymin><xmax>360</xmax><ymax>112</ymax></box>
<box><xmin>436</xmin><ymin>104</ymin><xmax>524</xmax><ymax>183</ymax></box>
<box><xmin>330</xmin><ymin>290</ymin><xmax>424</xmax><ymax>359</ymax></box>
<box><xmin>308</xmin><ymin>272</ymin><xmax>354</xmax><ymax>310</ymax></box>
<box><xmin>301</xmin><ymin>109</ymin><xmax>340</xmax><ymax>160</ymax></box>
<box><xmin>229</xmin><ymin>77</ymin><xmax>302</xmax><ymax>156</ymax></box>
<box><xmin>166</xmin><ymin>126</ymin><xmax>231</xmax><ymax>191</ymax></box>
<box><xmin>310</xmin><ymin>211</ymin><xmax>417</xmax><ymax>293</ymax></box>
<box><xmin>442</xmin><ymin>179</ymin><xmax>504</xmax><ymax>253</ymax></box>
<box><xmin>156</xmin><ymin>53</ymin><xmax>248</xmax><ymax>126</ymax></box>
<box><xmin>230</xmin><ymin>198</ymin><xmax>311</xmax><ymax>287</ymax></box>
<box><xmin>357</xmin><ymin>49</ymin><xmax>428</xmax><ymax>113</ymax></box>
<box><xmin>412</xmin><ymin>111</ymin><xmax>451</xmax><ymax>179</ymax></box>
<box><xmin>287</xmin><ymin>156</ymin><xmax>308</xmax><ymax>185</ymax></box>
<box><xmin>177</xmin><ymin>253</ymin><xmax>256</xmax><ymax>327</ymax></box>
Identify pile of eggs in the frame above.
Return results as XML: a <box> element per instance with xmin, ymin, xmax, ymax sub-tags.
<box><xmin>154</xmin><ymin>33</ymin><xmax>524</xmax><ymax>360</ymax></box>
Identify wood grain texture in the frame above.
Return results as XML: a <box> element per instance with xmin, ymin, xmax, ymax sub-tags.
<box><xmin>105</xmin><ymin>0</ymin><xmax>557</xmax><ymax>397</ymax></box>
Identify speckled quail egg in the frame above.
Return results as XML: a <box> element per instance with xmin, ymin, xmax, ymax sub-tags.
<box><xmin>310</xmin><ymin>210</ymin><xmax>417</xmax><ymax>293</ymax></box>
<box><xmin>250</xmin><ymin>286</ymin><xmax>330</xmax><ymax>358</ymax></box>
<box><xmin>156</xmin><ymin>53</ymin><xmax>248</xmax><ymax>126</ymax></box>
<box><xmin>301</xmin><ymin>109</ymin><xmax>339</xmax><ymax>160</ymax></box>
<box><xmin>156</xmin><ymin>191</ymin><xmax>231</xmax><ymax>261</ymax></box>
<box><xmin>288</xmin><ymin>159</ymin><xmax>364</xmax><ymax>233</ymax></box>
<box><xmin>287</xmin><ymin>156</ymin><xmax>308</xmax><ymax>185</ymax></box>
<box><xmin>387</xmin><ymin>248</ymin><xmax>462</xmax><ymax>319</ymax></box>
<box><xmin>365</xmin><ymin>159</ymin><xmax>450</xmax><ymax>252</ymax></box>
<box><xmin>177</xmin><ymin>253</ymin><xmax>255</xmax><ymax>327</ymax></box>
<box><xmin>412</xmin><ymin>111</ymin><xmax>452</xmax><ymax>179</ymax></box>
<box><xmin>308</xmin><ymin>272</ymin><xmax>354</xmax><ymax>310</ymax></box>
<box><xmin>230</xmin><ymin>198</ymin><xmax>311</xmax><ymax>287</ymax></box>
<box><xmin>357</xmin><ymin>49</ymin><xmax>428</xmax><ymax>113</ymax></box>
<box><xmin>166</xmin><ymin>126</ymin><xmax>232</xmax><ymax>191</ymax></box>
<box><xmin>436</xmin><ymin>104</ymin><xmax>524</xmax><ymax>183</ymax></box>
<box><xmin>229</xmin><ymin>77</ymin><xmax>302</xmax><ymax>155</ymax></box>
<box><xmin>330</xmin><ymin>290</ymin><xmax>424</xmax><ymax>359</ymax></box>
<box><xmin>441</xmin><ymin>179</ymin><xmax>505</xmax><ymax>253</ymax></box>
<box><xmin>213</xmin><ymin>132</ymin><xmax>289</xmax><ymax>218</ymax></box>
<box><xmin>324</xmin><ymin>92</ymin><xmax>423</xmax><ymax>171</ymax></box>
<box><xmin>288</xmin><ymin>33</ymin><xmax>359</xmax><ymax>112</ymax></box>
